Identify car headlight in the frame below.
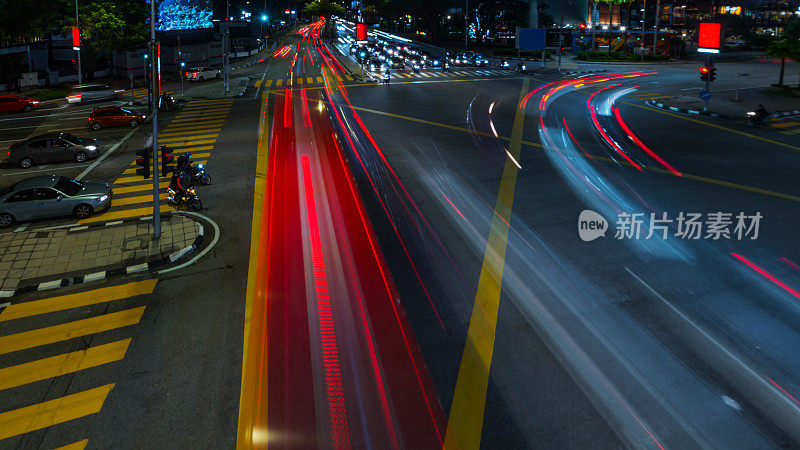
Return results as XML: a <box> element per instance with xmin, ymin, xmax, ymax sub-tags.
<box><xmin>86</xmin><ymin>145</ymin><xmax>97</xmax><ymax>151</ymax></box>
<box><xmin>99</xmin><ymin>195</ymin><xmax>108</xmax><ymax>202</ymax></box>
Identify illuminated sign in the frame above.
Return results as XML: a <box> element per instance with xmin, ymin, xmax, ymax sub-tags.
<box><xmin>698</xmin><ymin>22</ymin><xmax>722</xmax><ymax>54</ymax></box>
<box><xmin>719</xmin><ymin>6</ymin><xmax>741</xmax><ymax>15</ymax></box>
<box><xmin>356</xmin><ymin>23</ymin><xmax>367</xmax><ymax>42</ymax></box>
<box><xmin>71</xmin><ymin>26</ymin><xmax>80</xmax><ymax>51</ymax></box>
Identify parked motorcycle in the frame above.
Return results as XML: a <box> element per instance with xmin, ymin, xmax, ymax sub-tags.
<box><xmin>167</xmin><ymin>187</ymin><xmax>203</xmax><ymax>211</ymax></box>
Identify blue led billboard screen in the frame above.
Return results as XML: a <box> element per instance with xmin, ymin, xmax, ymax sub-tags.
<box><xmin>156</xmin><ymin>0</ymin><xmax>213</xmax><ymax>31</ymax></box>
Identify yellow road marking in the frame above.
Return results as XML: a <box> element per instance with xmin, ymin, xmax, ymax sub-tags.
<box><xmin>106</xmin><ymin>193</ymin><xmax>168</xmax><ymax>207</ymax></box>
<box><xmin>0</xmin><ymin>384</ymin><xmax>113</xmax><ymax>440</ymax></box>
<box><xmin>155</xmin><ymin>138</ymin><xmax>218</xmax><ymax>147</ymax></box>
<box><xmin>770</xmin><ymin>121</ymin><xmax>799</xmax><ymax>128</ymax></box>
<box><xmin>159</xmin><ymin>128</ymin><xmax>222</xmax><ymax>137</ymax></box>
<box><xmin>236</xmin><ymin>88</ymin><xmax>272</xmax><ymax>449</ymax></box>
<box><xmin>0</xmin><ymin>339</ymin><xmax>131</xmax><ymax>391</ymax></box>
<box><xmin>112</xmin><ymin>182</ymin><xmax>169</xmax><ymax>194</ymax></box>
<box><xmin>316</xmin><ymin>76</ymin><xmax>323</xmax><ymax>83</ymax></box>
<box><xmin>54</xmin><ymin>439</ymin><xmax>89</xmax><ymax>450</ymax></box>
<box><xmin>254</xmin><ymin>80</ymin><xmax>262</xmax><ymax>87</ymax></box>
<box><xmin>780</xmin><ymin>128</ymin><xmax>800</xmax><ymax>135</ymax></box>
<box><xmin>163</xmin><ymin>122</ymin><xmax>225</xmax><ymax>132</ymax></box>
<box><xmin>276</xmin><ymin>79</ymin><xmax>283</xmax><ymax>87</ymax></box>
<box><xmin>0</xmin><ymin>280</ymin><xmax>156</xmax><ymax>322</ymax></box>
<box><xmin>170</xmin><ymin>114</ymin><xmax>228</xmax><ymax>124</ymax></box>
<box><xmin>264</xmin><ymin>79</ymin><xmax>273</xmax><ymax>88</ymax></box>
<box><xmin>159</xmin><ymin>133</ymin><xmax>219</xmax><ymax>143</ymax></box>
<box><xmin>0</xmin><ymin>307</ymin><xmax>145</xmax><ymax>355</ymax></box>
<box><xmin>306</xmin><ymin>77</ymin><xmax>313</xmax><ymax>84</ymax></box>
<box><xmin>177</xmin><ymin>105</ymin><xmax>232</xmax><ymax>113</ymax></box>
<box><xmin>296</xmin><ymin>78</ymin><xmax>303</xmax><ymax>85</ymax></box>
<box><xmin>445</xmin><ymin>78</ymin><xmax>530</xmax><ymax>450</ymax></box>
<box><xmin>80</xmin><ymin>205</ymin><xmax>176</xmax><ymax>223</ymax></box>
<box><xmin>187</xmin><ymin>99</ymin><xmax>234</xmax><ymax>105</ymax></box>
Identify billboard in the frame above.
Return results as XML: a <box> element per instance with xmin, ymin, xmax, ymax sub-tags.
<box><xmin>516</xmin><ymin>28</ymin><xmax>545</xmax><ymax>50</ymax></box>
<box><xmin>156</xmin><ymin>0</ymin><xmax>213</xmax><ymax>31</ymax></box>
<box><xmin>698</xmin><ymin>22</ymin><xmax>722</xmax><ymax>54</ymax></box>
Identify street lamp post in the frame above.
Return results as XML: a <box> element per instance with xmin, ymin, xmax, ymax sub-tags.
<box><xmin>75</xmin><ymin>0</ymin><xmax>82</xmax><ymax>84</ymax></box>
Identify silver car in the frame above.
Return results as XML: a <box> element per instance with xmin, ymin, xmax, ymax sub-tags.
<box><xmin>66</xmin><ymin>84</ymin><xmax>121</xmax><ymax>104</ymax></box>
<box><xmin>0</xmin><ymin>175</ymin><xmax>112</xmax><ymax>227</ymax></box>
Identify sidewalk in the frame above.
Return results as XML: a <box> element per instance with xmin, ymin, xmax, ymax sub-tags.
<box><xmin>0</xmin><ymin>213</ymin><xmax>203</xmax><ymax>296</ymax></box>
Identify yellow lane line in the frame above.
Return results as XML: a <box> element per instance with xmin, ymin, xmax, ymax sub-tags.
<box><xmin>0</xmin><ymin>384</ymin><xmax>113</xmax><ymax>440</ymax></box>
<box><xmin>0</xmin><ymin>307</ymin><xmax>145</xmax><ymax>355</ymax></box>
<box><xmin>264</xmin><ymin>79</ymin><xmax>273</xmax><ymax>88</ymax></box>
<box><xmin>276</xmin><ymin>79</ymin><xmax>283</xmax><ymax>87</ymax></box>
<box><xmin>54</xmin><ymin>439</ymin><xmax>89</xmax><ymax>450</ymax></box>
<box><xmin>0</xmin><ymin>339</ymin><xmax>131</xmax><ymax>391</ymax></box>
<box><xmin>0</xmin><ymin>280</ymin><xmax>156</xmax><ymax>322</ymax></box>
<box><xmin>112</xmin><ymin>182</ymin><xmax>169</xmax><ymax>194</ymax></box>
<box><xmin>169</xmin><ymin>116</ymin><xmax>228</xmax><ymax>125</ymax></box>
<box><xmin>316</xmin><ymin>76</ymin><xmax>323</xmax><ymax>83</ymax></box>
<box><xmin>175</xmin><ymin>108</ymin><xmax>232</xmax><ymax>117</ymax></box>
<box><xmin>306</xmin><ymin>77</ymin><xmax>313</xmax><ymax>84</ymax></box>
<box><xmin>254</xmin><ymin>80</ymin><xmax>262</xmax><ymax>87</ymax></box>
<box><xmin>236</xmin><ymin>88</ymin><xmax>272</xmax><ymax>449</ymax></box>
<box><xmin>444</xmin><ymin>78</ymin><xmax>530</xmax><ymax>450</ymax></box>
<box><xmin>187</xmin><ymin>99</ymin><xmax>234</xmax><ymax>106</ymax></box>
<box><xmin>770</xmin><ymin>121</ymin><xmax>799</xmax><ymax>128</ymax></box>
<box><xmin>80</xmin><ymin>205</ymin><xmax>177</xmax><ymax>223</ymax></box>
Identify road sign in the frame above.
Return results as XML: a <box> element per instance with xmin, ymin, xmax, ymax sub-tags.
<box><xmin>516</xmin><ymin>28</ymin><xmax>545</xmax><ymax>50</ymax></box>
<box><xmin>699</xmin><ymin>90</ymin><xmax>711</xmax><ymax>101</ymax></box>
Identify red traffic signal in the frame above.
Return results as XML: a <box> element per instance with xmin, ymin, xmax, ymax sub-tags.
<box><xmin>579</xmin><ymin>23</ymin><xmax>586</xmax><ymax>30</ymax></box>
<box><xmin>700</xmin><ymin>66</ymin><xmax>710</xmax><ymax>81</ymax></box>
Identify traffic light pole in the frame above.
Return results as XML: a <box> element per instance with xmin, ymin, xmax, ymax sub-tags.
<box><xmin>75</xmin><ymin>0</ymin><xmax>82</xmax><ymax>84</ymax></box>
<box><xmin>703</xmin><ymin>53</ymin><xmax>714</xmax><ymax>112</ymax></box>
<box><xmin>150</xmin><ymin>1</ymin><xmax>161</xmax><ymax>238</ymax></box>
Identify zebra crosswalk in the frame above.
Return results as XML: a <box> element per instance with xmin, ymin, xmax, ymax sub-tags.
<box><xmin>79</xmin><ymin>98</ymin><xmax>233</xmax><ymax>224</ymax></box>
<box><xmin>255</xmin><ymin>69</ymin><xmax>515</xmax><ymax>89</ymax></box>
<box><xmin>0</xmin><ymin>280</ymin><xmax>157</xmax><ymax>446</ymax></box>
<box><xmin>771</xmin><ymin>116</ymin><xmax>800</xmax><ymax>135</ymax></box>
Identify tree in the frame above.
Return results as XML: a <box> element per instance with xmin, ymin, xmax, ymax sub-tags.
<box><xmin>77</xmin><ymin>0</ymin><xmax>150</xmax><ymax>78</ymax></box>
<box><xmin>768</xmin><ymin>39</ymin><xmax>796</xmax><ymax>86</ymax></box>
<box><xmin>303</xmin><ymin>0</ymin><xmax>344</xmax><ymax>21</ymax></box>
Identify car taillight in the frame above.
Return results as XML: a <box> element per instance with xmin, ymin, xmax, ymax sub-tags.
<box><xmin>68</xmin><ymin>94</ymin><xmax>81</xmax><ymax>99</ymax></box>
<box><xmin>7</xmin><ymin>150</ymin><xmax>10</xmax><ymax>156</ymax></box>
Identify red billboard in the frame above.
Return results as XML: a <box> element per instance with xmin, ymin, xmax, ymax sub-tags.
<box><xmin>356</xmin><ymin>23</ymin><xmax>367</xmax><ymax>42</ymax></box>
<box><xmin>71</xmin><ymin>26</ymin><xmax>80</xmax><ymax>50</ymax></box>
<box><xmin>698</xmin><ymin>22</ymin><xmax>721</xmax><ymax>53</ymax></box>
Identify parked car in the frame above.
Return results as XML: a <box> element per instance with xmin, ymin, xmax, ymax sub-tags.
<box><xmin>66</xmin><ymin>84</ymin><xmax>121</xmax><ymax>104</ymax></box>
<box><xmin>186</xmin><ymin>67</ymin><xmax>221</xmax><ymax>82</ymax></box>
<box><xmin>6</xmin><ymin>133</ymin><xmax>100</xmax><ymax>168</ymax></box>
<box><xmin>0</xmin><ymin>175</ymin><xmax>112</xmax><ymax>227</ymax></box>
<box><xmin>0</xmin><ymin>94</ymin><xmax>40</xmax><ymax>113</ymax></box>
<box><xmin>88</xmin><ymin>106</ymin><xmax>147</xmax><ymax>130</ymax></box>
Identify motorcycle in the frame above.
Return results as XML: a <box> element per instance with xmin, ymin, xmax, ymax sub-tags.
<box><xmin>188</xmin><ymin>163</ymin><xmax>211</xmax><ymax>186</ymax></box>
<box><xmin>160</xmin><ymin>92</ymin><xmax>178</xmax><ymax>110</ymax></box>
<box><xmin>501</xmin><ymin>58</ymin><xmax>510</xmax><ymax>68</ymax></box>
<box><xmin>412</xmin><ymin>63</ymin><xmax>421</xmax><ymax>74</ymax></box>
<box><xmin>746</xmin><ymin>111</ymin><xmax>771</xmax><ymax>127</ymax></box>
<box><xmin>382</xmin><ymin>72</ymin><xmax>390</xmax><ymax>85</ymax></box>
<box><xmin>515</xmin><ymin>62</ymin><xmax>527</xmax><ymax>73</ymax></box>
<box><xmin>167</xmin><ymin>187</ymin><xmax>203</xmax><ymax>211</ymax></box>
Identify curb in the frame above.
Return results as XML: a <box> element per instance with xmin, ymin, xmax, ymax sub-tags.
<box><xmin>0</xmin><ymin>215</ymin><xmax>207</xmax><ymax>298</ymax></box>
<box><xmin>770</xmin><ymin>110</ymin><xmax>800</xmax><ymax>118</ymax></box>
<box><xmin>645</xmin><ymin>99</ymin><xmax>725</xmax><ymax>118</ymax></box>
<box><xmin>576</xmin><ymin>59</ymin><xmax>690</xmax><ymax>65</ymax></box>
<box><xmin>568</xmin><ymin>69</ymin><xmax>609</xmax><ymax>76</ymax></box>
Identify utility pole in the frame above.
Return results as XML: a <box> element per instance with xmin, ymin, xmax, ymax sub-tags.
<box><xmin>557</xmin><ymin>11</ymin><xmax>564</xmax><ymax>71</ymax></box>
<box><xmin>223</xmin><ymin>0</ymin><xmax>231</xmax><ymax>93</ymax></box>
<box><xmin>464</xmin><ymin>0</ymin><xmax>469</xmax><ymax>50</ymax></box>
<box><xmin>75</xmin><ymin>0</ymin><xmax>82</xmax><ymax>84</ymax></box>
<box><xmin>592</xmin><ymin>0</ymin><xmax>597</xmax><ymax>51</ymax></box>
<box><xmin>150</xmin><ymin>0</ymin><xmax>161</xmax><ymax>238</ymax></box>
<box><xmin>640</xmin><ymin>0</ymin><xmax>647</xmax><ymax>61</ymax></box>
<box><xmin>652</xmin><ymin>0</ymin><xmax>661</xmax><ymax>55</ymax></box>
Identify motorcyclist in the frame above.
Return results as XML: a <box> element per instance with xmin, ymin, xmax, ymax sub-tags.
<box><xmin>176</xmin><ymin>152</ymin><xmax>193</xmax><ymax>171</ymax></box>
<box><xmin>169</xmin><ymin>168</ymin><xmax>191</xmax><ymax>197</ymax></box>
<box><xmin>754</xmin><ymin>104</ymin><xmax>769</xmax><ymax>122</ymax></box>
<box><xmin>383</xmin><ymin>69</ymin><xmax>390</xmax><ymax>84</ymax></box>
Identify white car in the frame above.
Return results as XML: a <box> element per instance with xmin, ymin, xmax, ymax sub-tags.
<box><xmin>185</xmin><ymin>67</ymin><xmax>221</xmax><ymax>82</ymax></box>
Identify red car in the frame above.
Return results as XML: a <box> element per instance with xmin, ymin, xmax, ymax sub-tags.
<box><xmin>88</xmin><ymin>106</ymin><xmax>147</xmax><ymax>130</ymax></box>
<box><xmin>0</xmin><ymin>94</ymin><xmax>39</xmax><ymax>113</ymax></box>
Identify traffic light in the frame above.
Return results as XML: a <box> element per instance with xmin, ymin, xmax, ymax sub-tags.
<box><xmin>136</xmin><ymin>148</ymin><xmax>151</xmax><ymax>178</ymax></box>
<box><xmin>709</xmin><ymin>67</ymin><xmax>717</xmax><ymax>82</ymax></box>
<box><xmin>160</xmin><ymin>146</ymin><xmax>174</xmax><ymax>176</ymax></box>
<box><xmin>700</xmin><ymin>66</ymin><xmax>710</xmax><ymax>81</ymax></box>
